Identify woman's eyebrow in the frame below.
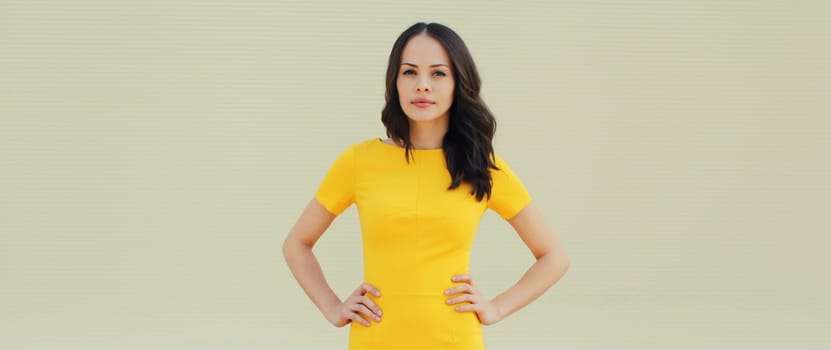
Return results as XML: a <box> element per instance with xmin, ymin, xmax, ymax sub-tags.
<box><xmin>401</xmin><ymin>62</ymin><xmax>449</xmax><ymax>68</ymax></box>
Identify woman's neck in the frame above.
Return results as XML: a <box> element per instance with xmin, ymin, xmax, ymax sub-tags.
<box><xmin>408</xmin><ymin>116</ymin><xmax>448</xmax><ymax>150</ymax></box>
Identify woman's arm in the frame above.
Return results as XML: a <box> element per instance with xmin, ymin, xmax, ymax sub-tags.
<box><xmin>282</xmin><ymin>198</ymin><xmax>383</xmax><ymax>327</ymax></box>
<box><xmin>492</xmin><ymin>201</ymin><xmax>570</xmax><ymax>319</ymax></box>
<box><xmin>282</xmin><ymin>199</ymin><xmax>342</xmax><ymax>318</ymax></box>
<box><xmin>446</xmin><ymin>201</ymin><xmax>569</xmax><ymax>324</ymax></box>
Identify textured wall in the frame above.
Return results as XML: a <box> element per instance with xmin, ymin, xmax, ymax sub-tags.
<box><xmin>1</xmin><ymin>0</ymin><xmax>829</xmax><ymax>349</ymax></box>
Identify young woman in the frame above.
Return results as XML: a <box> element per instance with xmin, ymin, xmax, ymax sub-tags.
<box><xmin>283</xmin><ymin>22</ymin><xmax>570</xmax><ymax>349</ymax></box>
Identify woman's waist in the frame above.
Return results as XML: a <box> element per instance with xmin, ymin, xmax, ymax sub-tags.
<box><xmin>363</xmin><ymin>272</ymin><xmax>467</xmax><ymax>296</ymax></box>
<box><xmin>349</xmin><ymin>294</ymin><xmax>482</xmax><ymax>346</ymax></box>
<box><xmin>359</xmin><ymin>294</ymin><xmax>475</xmax><ymax>325</ymax></box>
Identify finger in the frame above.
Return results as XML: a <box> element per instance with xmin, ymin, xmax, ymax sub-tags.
<box><xmin>348</xmin><ymin>311</ymin><xmax>372</xmax><ymax>327</ymax></box>
<box><xmin>341</xmin><ymin>308</ymin><xmax>371</xmax><ymax>327</ymax></box>
<box><xmin>354</xmin><ymin>303</ymin><xmax>382</xmax><ymax>322</ymax></box>
<box><xmin>356</xmin><ymin>282</ymin><xmax>382</xmax><ymax>297</ymax></box>
<box><xmin>346</xmin><ymin>296</ymin><xmax>382</xmax><ymax>319</ymax></box>
<box><xmin>451</xmin><ymin>274</ymin><xmax>473</xmax><ymax>284</ymax></box>
<box><xmin>454</xmin><ymin>303</ymin><xmax>482</xmax><ymax>313</ymax></box>
<box><xmin>444</xmin><ymin>284</ymin><xmax>472</xmax><ymax>296</ymax></box>
<box><xmin>445</xmin><ymin>293</ymin><xmax>473</xmax><ymax>305</ymax></box>
<box><xmin>360</xmin><ymin>296</ymin><xmax>383</xmax><ymax>317</ymax></box>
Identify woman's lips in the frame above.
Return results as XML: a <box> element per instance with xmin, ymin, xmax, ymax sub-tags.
<box><xmin>412</xmin><ymin>98</ymin><xmax>434</xmax><ymax>108</ymax></box>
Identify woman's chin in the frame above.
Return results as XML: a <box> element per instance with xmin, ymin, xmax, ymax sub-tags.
<box><xmin>404</xmin><ymin>111</ymin><xmax>449</xmax><ymax>123</ymax></box>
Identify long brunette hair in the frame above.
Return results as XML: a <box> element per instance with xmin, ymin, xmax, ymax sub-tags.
<box><xmin>381</xmin><ymin>22</ymin><xmax>500</xmax><ymax>202</ymax></box>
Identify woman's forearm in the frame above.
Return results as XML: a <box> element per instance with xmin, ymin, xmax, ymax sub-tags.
<box><xmin>490</xmin><ymin>252</ymin><xmax>570</xmax><ymax>320</ymax></box>
<box><xmin>282</xmin><ymin>238</ymin><xmax>341</xmax><ymax>317</ymax></box>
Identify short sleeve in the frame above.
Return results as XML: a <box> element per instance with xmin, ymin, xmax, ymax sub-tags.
<box><xmin>314</xmin><ymin>145</ymin><xmax>356</xmax><ymax>215</ymax></box>
<box><xmin>487</xmin><ymin>154</ymin><xmax>532</xmax><ymax>220</ymax></box>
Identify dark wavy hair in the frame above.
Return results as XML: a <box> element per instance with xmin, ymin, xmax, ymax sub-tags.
<box><xmin>381</xmin><ymin>22</ymin><xmax>499</xmax><ymax>202</ymax></box>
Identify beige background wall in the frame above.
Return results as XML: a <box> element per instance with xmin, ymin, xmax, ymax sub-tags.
<box><xmin>1</xmin><ymin>0</ymin><xmax>829</xmax><ymax>349</ymax></box>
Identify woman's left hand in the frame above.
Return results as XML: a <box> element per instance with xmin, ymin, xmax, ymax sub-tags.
<box><xmin>444</xmin><ymin>274</ymin><xmax>502</xmax><ymax>325</ymax></box>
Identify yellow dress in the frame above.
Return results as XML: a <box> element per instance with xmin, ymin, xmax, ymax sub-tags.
<box><xmin>314</xmin><ymin>137</ymin><xmax>532</xmax><ymax>350</ymax></box>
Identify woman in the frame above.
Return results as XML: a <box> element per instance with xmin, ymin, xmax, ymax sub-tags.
<box><xmin>283</xmin><ymin>22</ymin><xmax>570</xmax><ymax>349</ymax></box>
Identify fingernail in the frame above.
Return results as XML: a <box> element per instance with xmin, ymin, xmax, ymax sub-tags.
<box><xmin>445</xmin><ymin>290</ymin><xmax>450</xmax><ymax>295</ymax></box>
<box><xmin>375</xmin><ymin>291</ymin><xmax>381</xmax><ymax>297</ymax></box>
<box><xmin>378</xmin><ymin>310</ymin><xmax>382</xmax><ymax>316</ymax></box>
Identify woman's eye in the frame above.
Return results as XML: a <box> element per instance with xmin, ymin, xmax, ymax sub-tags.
<box><xmin>402</xmin><ymin>70</ymin><xmax>416</xmax><ymax>75</ymax></box>
<box><xmin>433</xmin><ymin>71</ymin><xmax>446</xmax><ymax>77</ymax></box>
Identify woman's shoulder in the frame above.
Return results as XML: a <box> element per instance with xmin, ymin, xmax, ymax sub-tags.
<box><xmin>489</xmin><ymin>151</ymin><xmax>509</xmax><ymax>168</ymax></box>
<box><xmin>488</xmin><ymin>151</ymin><xmax>526</xmax><ymax>179</ymax></box>
<box><xmin>349</xmin><ymin>137</ymin><xmax>385</xmax><ymax>151</ymax></box>
<box><xmin>327</xmin><ymin>137</ymin><xmax>389</xmax><ymax>158</ymax></box>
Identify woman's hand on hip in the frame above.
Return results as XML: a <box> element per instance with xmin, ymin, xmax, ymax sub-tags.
<box><xmin>445</xmin><ymin>274</ymin><xmax>502</xmax><ymax>325</ymax></box>
<box><xmin>326</xmin><ymin>282</ymin><xmax>383</xmax><ymax>327</ymax></box>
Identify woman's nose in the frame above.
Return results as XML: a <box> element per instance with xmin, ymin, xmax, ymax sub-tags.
<box><xmin>416</xmin><ymin>77</ymin><xmax>430</xmax><ymax>92</ymax></box>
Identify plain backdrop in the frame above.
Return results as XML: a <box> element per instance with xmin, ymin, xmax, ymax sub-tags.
<box><xmin>1</xmin><ymin>0</ymin><xmax>829</xmax><ymax>349</ymax></box>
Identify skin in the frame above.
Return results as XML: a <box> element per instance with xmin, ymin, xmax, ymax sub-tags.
<box><xmin>282</xmin><ymin>34</ymin><xmax>570</xmax><ymax>328</ymax></box>
<box><xmin>393</xmin><ymin>34</ymin><xmax>454</xmax><ymax>150</ymax></box>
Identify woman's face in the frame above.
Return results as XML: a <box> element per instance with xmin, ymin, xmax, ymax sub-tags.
<box><xmin>396</xmin><ymin>34</ymin><xmax>455</xmax><ymax>123</ymax></box>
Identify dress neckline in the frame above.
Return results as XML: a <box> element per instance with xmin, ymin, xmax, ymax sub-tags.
<box><xmin>375</xmin><ymin>138</ymin><xmax>444</xmax><ymax>153</ymax></box>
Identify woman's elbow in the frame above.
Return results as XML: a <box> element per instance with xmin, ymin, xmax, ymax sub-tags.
<box><xmin>548</xmin><ymin>251</ymin><xmax>570</xmax><ymax>274</ymax></box>
<box><xmin>282</xmin><ymin>232</ymin><xmax>304</xmax><ymax>261</ymax></box>
<box><xmin>283</xmin><ymin>231</ymin><xmax>315</xmax><ymax>259</ymax></box>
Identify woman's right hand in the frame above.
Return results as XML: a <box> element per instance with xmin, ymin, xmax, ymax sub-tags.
<box><xmin>326</xmin><ymin>282</ymin><xmax>383</xmax><ymax>327</ymax></box>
